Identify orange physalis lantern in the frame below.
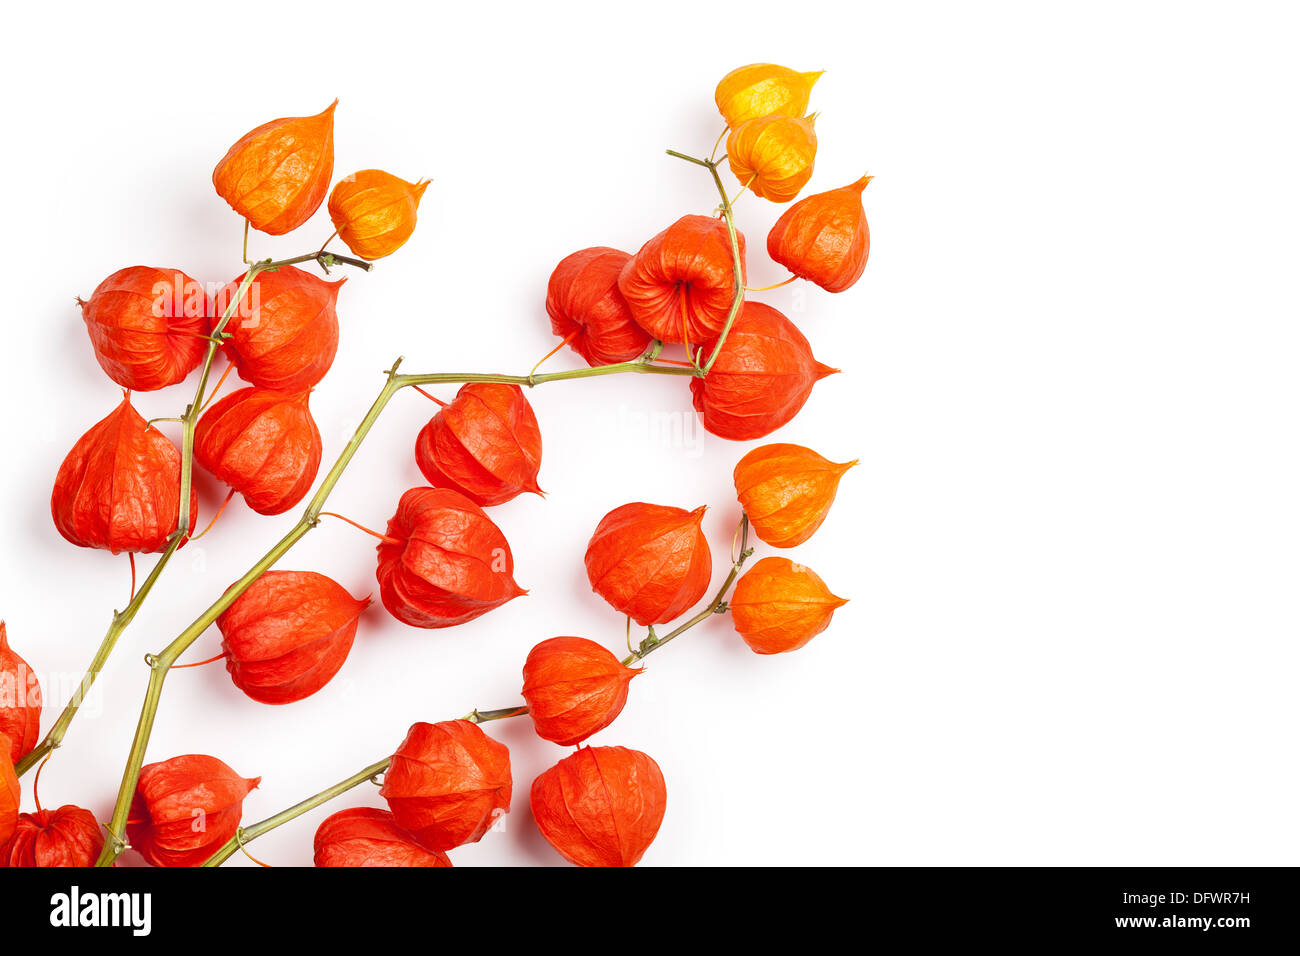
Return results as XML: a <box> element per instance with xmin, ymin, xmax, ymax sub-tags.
<box><xmin>195</xmin><ymin>387</ymin><xmax>323</xmax><ymax>516</ymax></box>
<box><xmin>618</xmin><ymin>215</ymin><xmax>746</xmax><ymax>348</ymax></box>
<box><xmin>715</xmin><ymin>63</ymin><xmax>823</xmax><ymax>128</ymax></box>
<box><xmin>768</xmin><ymin>177</ymin><xmax>872</xmax><ymax>292</ymax></box>
<box><xmin>729</xmin><ymin>557</ymin><xmax>847</xmax><ymax>654</ymax></box>
<box><xmin>726</xmin><ymin>114</ymin><xmax>818</xmax><ymax>203</ymax></box>
<box><xmin>689</xmin><ymin>302</ymin><xmax>836</xmax><ymax>441</ymax></box>
<box><xmin>530</xmin><ymin>746</ymin><xmax>667</xmax><ymax>867</ymax></box>
<box><xmin>219</xmin><ymin>266</ymin><xmax>342</xmax><ymax>392</ymax></box>
<box><xmin>546</xmin><ymin>247</ymin><xmax>652</xmax><ymax>366</ymax></box>
<box><xmin>733</xmin><ymin>443</ymin><xmax>857</xmax><ymax>547</ymax></box>
<box><xmin>584</xmin><ymin>502</ymin><xmax>712</xmax><ymax>626</ymax></box>
<box><xmin>521</xmin><ymin>637</ymin><xmax>640</xmax><ymax>746</ymax></box>
<box><xmin>79</xmin><ymin>266</ymin><xmax>211</xmax><ymax>392</ymax></box>
<box><xmin>328</xmin><ymin>170</ymin><xmax>430</xmax><ymax>261</ymax></box>
<box><xmin>212</xmin><ymin>101</ymin><xmax>337</xmax><ymax>235</ymax></box>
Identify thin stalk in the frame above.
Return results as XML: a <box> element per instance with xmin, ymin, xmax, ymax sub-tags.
<box><xmin>200</xmin><ymin>757</ymin><xmax>391</xmax><ymax>867</ymax></box>
<box><xmin>622</xmin><ymin>514</ymin><xmax>751</xmax><ymax>665</ymax></box>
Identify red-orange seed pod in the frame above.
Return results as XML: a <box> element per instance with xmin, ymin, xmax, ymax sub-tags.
<box><xmin>0</xmin><ymin>623</ymin><xmax>41</xmax><ymax>765</ymax></box>
<box><xmin>1</xmin><ymin>805</ymin><xmax>104</xmax><ymax>867</ymax></box>
<box><xmin>414</xmin><ymin>383</ymin><xmax>543</xmax><ymax>507</ymax></box>
<box><xmin>380</xmin><ymin>720</ymin><xmax>512</xmax><ymax>851</ymax></box>
<box><xmin>79</xmin><ymin>266</ymin><xmax>210</xmax><ymax>392</ymax></box>
<box><xmin>216</xmin><ymin>570</ymin><xmax>369</xmax><ymax>705</ymax></box>
<box><xmin>212</xmin><ymin>101</ymin><xmax>337</xmax><ymax>236</ymax></box>
<box><xmin>584</xmin><ymin>502</ymin><xmax>712</xmax><ymax>626</ymax></box>
<box><xmin>521</xmin><ymin>637</ymin><xmax>641</xmax><ymax>746</ymax></box>
<box><xmin>545</xmin><ymin>247</ymin><xmax>652</xmax><ymax>366</ymax></box>
<box><xmin>314</xmin><ymin>807</ymin><xmax>452</xmax><ymax>867</ymax></box>
<box><xmin>51</xmin><ymin>394</ymin><xmax>198</xmax><ymax>554</ymax></box>
<box><xmin>733</xmin><ymin>443</ymin><xmax>857</xmax><ymax>548</ymax></box>
<box><xmin>729</xmin><ymin>557</ymin><xmax>847</xmax><ymax>654</ymax></box>
<box><xmin>328</xmin><ymin>170</ymin><xmax>430</xmax><ymax>261</ymax></box>
<box><xmin>690</xmin><ymin>302</ymin><xmax>837</xmax><ymax>441</ymax></box>
<box><xmin>617</xmin><ymin>215</ymin><xmax>746</xmax><ymax>348</ymax></box>
<box><xmin>768</xmin><ymin>177</ymin><xmax>872</xmax><ymax>292</ymax></box>
<box><xmin>530</xmin><ymin>746</ymin><xmax>666</xmax><ymax>867</ymax></box>
<box><xmin>375</xmin><ymin>488</ymin><xmax>526</xmax><ymax>628</ymax></box>
<box><xmin>220</xmin><ymin>266</ymin><xmax>342</xmax><ymax>392</ymax></box>
<box><xmin>196</xmin><ymin>387</ymin><xmax>323</xmax><ymax>516</ymax></box>
<box><xmin>0</xmin><ymin>737</ymin><xmax>18</xmax><ymax>847</ymax></box>
<box><xmin>127</xmin><ymin>754</ymin><xmax>259</xmax><ymax>867</ymax></box>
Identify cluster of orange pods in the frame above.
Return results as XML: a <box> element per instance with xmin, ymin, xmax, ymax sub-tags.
<box><xmin>3</xmin><ymin>61</ymin><xmax>868</xmax><ymax>868</ymax></box>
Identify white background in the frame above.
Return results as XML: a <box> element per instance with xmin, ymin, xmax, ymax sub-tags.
<box><xmin>1</xmin><ymin>0</ymin><xmax>1296</xmax><ymax>867</ymax></box>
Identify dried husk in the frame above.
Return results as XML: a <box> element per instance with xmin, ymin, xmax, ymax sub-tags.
<box><xmin>220</xmin><ymin>266</ymin><xmax>342</xmax><ymax>392</ymax></box>
<box><xmin>217</xmin><ymin>570</ymin><xmax>369</xmax><ymax>705</ymax></box>
<box><xmin>79</xmin><ymin>266</ymin><xmax>210</xmax><ymax>391</ymax></box>
<box><xmin>617</xmin><ymin>215</ymin><xmax>747</xmax><ymax>347</ymax></box>
<box><xmin>689</xmin><ymin>302</ymin><xmax>836</xmax><ymax>440</ymax></box>
<box><xmin>733</xmin><ymin>443</ymin><xmax>857</xmax><ymax>547</ymax></box>
<box><xmin>127</xmin><ymin>754</ymin><xmax>259</xmax><ymax>867</ymax></box>
<box><xmin>546</xmin><ymin>247</ymin><xmax>651</xmax><ymax>366</ymax></box>
<box><xmin>530</xmin><ymin>746</ymin><xmax>666</xmax><ymax>867</ymax></box>
<box><xmin>768</xmin><ymin>177</ymin><xmax>872</xmax><ymax>292</ymax></box>
<box><xmin>380</xmin><ymin>720</ymin><xmax>512</xmax><ymax>851</ymax></box>
<box><xmin>584</xmin><ymin>502</ymin><xmax>712</xmax><ymax>626</ymax></box>
<box><xmin>196</xmin><ymin>387</ymin><xmax>323</xmax><ymax>516</ymax></box>
<box><xmin>375</xmin><ymin>487</ymin><xmax>526</xmax><ymax>628</ymax></box>
<box><xmin>729</xmin><ymin>557</ymin><xmax>847</xmax><ymax>654</ymax></box>
<box><xmin>1</xmin><ymin>805</ymin><xmax>104</xmax><ymax>867</ymax></box>
<box><xmin>212</xmin><ymin>101</ymin><xmax>337</xmax><ymax>235</ymax></box>
<box><xmin>414</xmin><ymin>383</ymin><xmax>543</xmax><ymax>507</ymax></box>
<box><xmin>51</xmin><ymin>395</ymin><xmax>198</xmax><ymax>554</ymax></box>
<box><xmin>328</xmin><ymin>170</ymin><xmax>430</xmax><ymax>260</ymax></box>
<box><xmin>313</xmin><ymin>807</ymin><xmax>452</xmax><ymax>867</ymax></box>
<box><xmin>522</xmin><ymin>637</ymin><xmax>641</xmax><ymax>746</ymax></box>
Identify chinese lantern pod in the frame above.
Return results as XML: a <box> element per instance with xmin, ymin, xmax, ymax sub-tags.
<box><xmin>546</xmin><ymin>247</ymin><xmax>652</xmax><ymax>366</ymax></box>
<box><xmin>195</xmin><ymin>387</ymin><xmax>323</xmax><ymax>516</ymax></box>
<box><xmin>51</xmin><ymin>394</ymin><xmax>199</xmax><ymax>554</ymax></box>
<box><xmin>734</xmin><ymin>443</ymin><xmax>857</xmax><ymax>548</ymax></box>
<box><xmin>380</xmin><ymin>720</ymin><xmax>512</xmax><ymax>851</ymax></box>
<box><xmin>216</xmin><ymin>570</ymin><xmax>369</xmax><ymax>705</ymax></box>
<box><xmin>2</xmin><ymin>805</ymin><xmax>104</xmax><ymax>867</ymax></box>
<box><xmin>729</xmin><ymin>557</ymin><xmax>847</xmax><ymax>655</ymax></box>
<box><xmin>328</xmin><ymin>170</ymin><xmax>430</xmax><ymax>261</ymax></box>
<box><xmin>768</xmin><ymin>177</ymin><xmax>872</xmax><ymax>292</ymax></box>
<box><xmin>1</xmin><ymin>736</ymin><xmax>18</xmax><ymax>847</ymax></box>
<box><xmin>375</xmin><ymin>487</ymin><xmax>526</xmax><ymax>628</ymax></box>
<box><xmin>0</xmin><ymin>623</ymin><xmax>41</xmax><ymax>765</ymax></box>
<box><xmin>727</xmin><ymin>114</ymin><xmax>818</xmax><ymax>203</ymax></box>
<box><xmin>127</xmin><ymin>754</ymin><xmax>259</xmax><ymax>867</ymax></box>
<box><xmin>530</xmin><ymin>746</ymin><xmax>666</xmax><ymax>867</ymax></box>
<box><xmin>414</xmin><ymin>383</ymin><xmax>543</xmax><ymax>507</ymax></box>
<box><xmin>584</xmin><ymin>502</ymin><xmax>713</xmax><ymax>626</ymax></box>
<box><xmin>313</xmin><ymin>807</ymin><xmax>453</xmax><ymax>867</ymax></box>
<box><xmin>690</xmin><ymin>302</ymin><xmax>837</xmax><ymax>441</ymax></box>
<box><xmin>212</xmin><ymin>100</ymin><xmax>337</xmax><ymax>236</ymax></box>
<box><xmin>79</xmin><ymin>266</ymin><xmax>211</xmax><ymax>392</ymax></box>
<box><xmin>522</xmin><ymin>637</ymin><xmax>641</xmax><ymax>746</ymax></box>
<box><xmin>617</xmin><ymin>215</ymin><xmax>747</xmax><ymax>347</ymax></box>
<box><xmin>220</xmin><ymin>266</ymin><xmax>342</xmax><ymax>392</ymax></box>
<box><xmin>715</xmin><ymin>63</ymin><xmax>823</xmax><ymax>128</ymax></box>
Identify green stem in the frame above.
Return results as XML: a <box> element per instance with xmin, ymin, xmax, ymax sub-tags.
<box><xmin>622</xmin><ymin>513</ymin><xmax>751</xmax><ymax>665</ymax></box>
<box><xmin>200</xmin><ymin>757</ymin><xmax>391</xmax><ymax>867</ymax></box>
<box><xmin>465</xmin><ymin>705</ymin><xmax>529</xmax><ymax>723</ymax></box>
